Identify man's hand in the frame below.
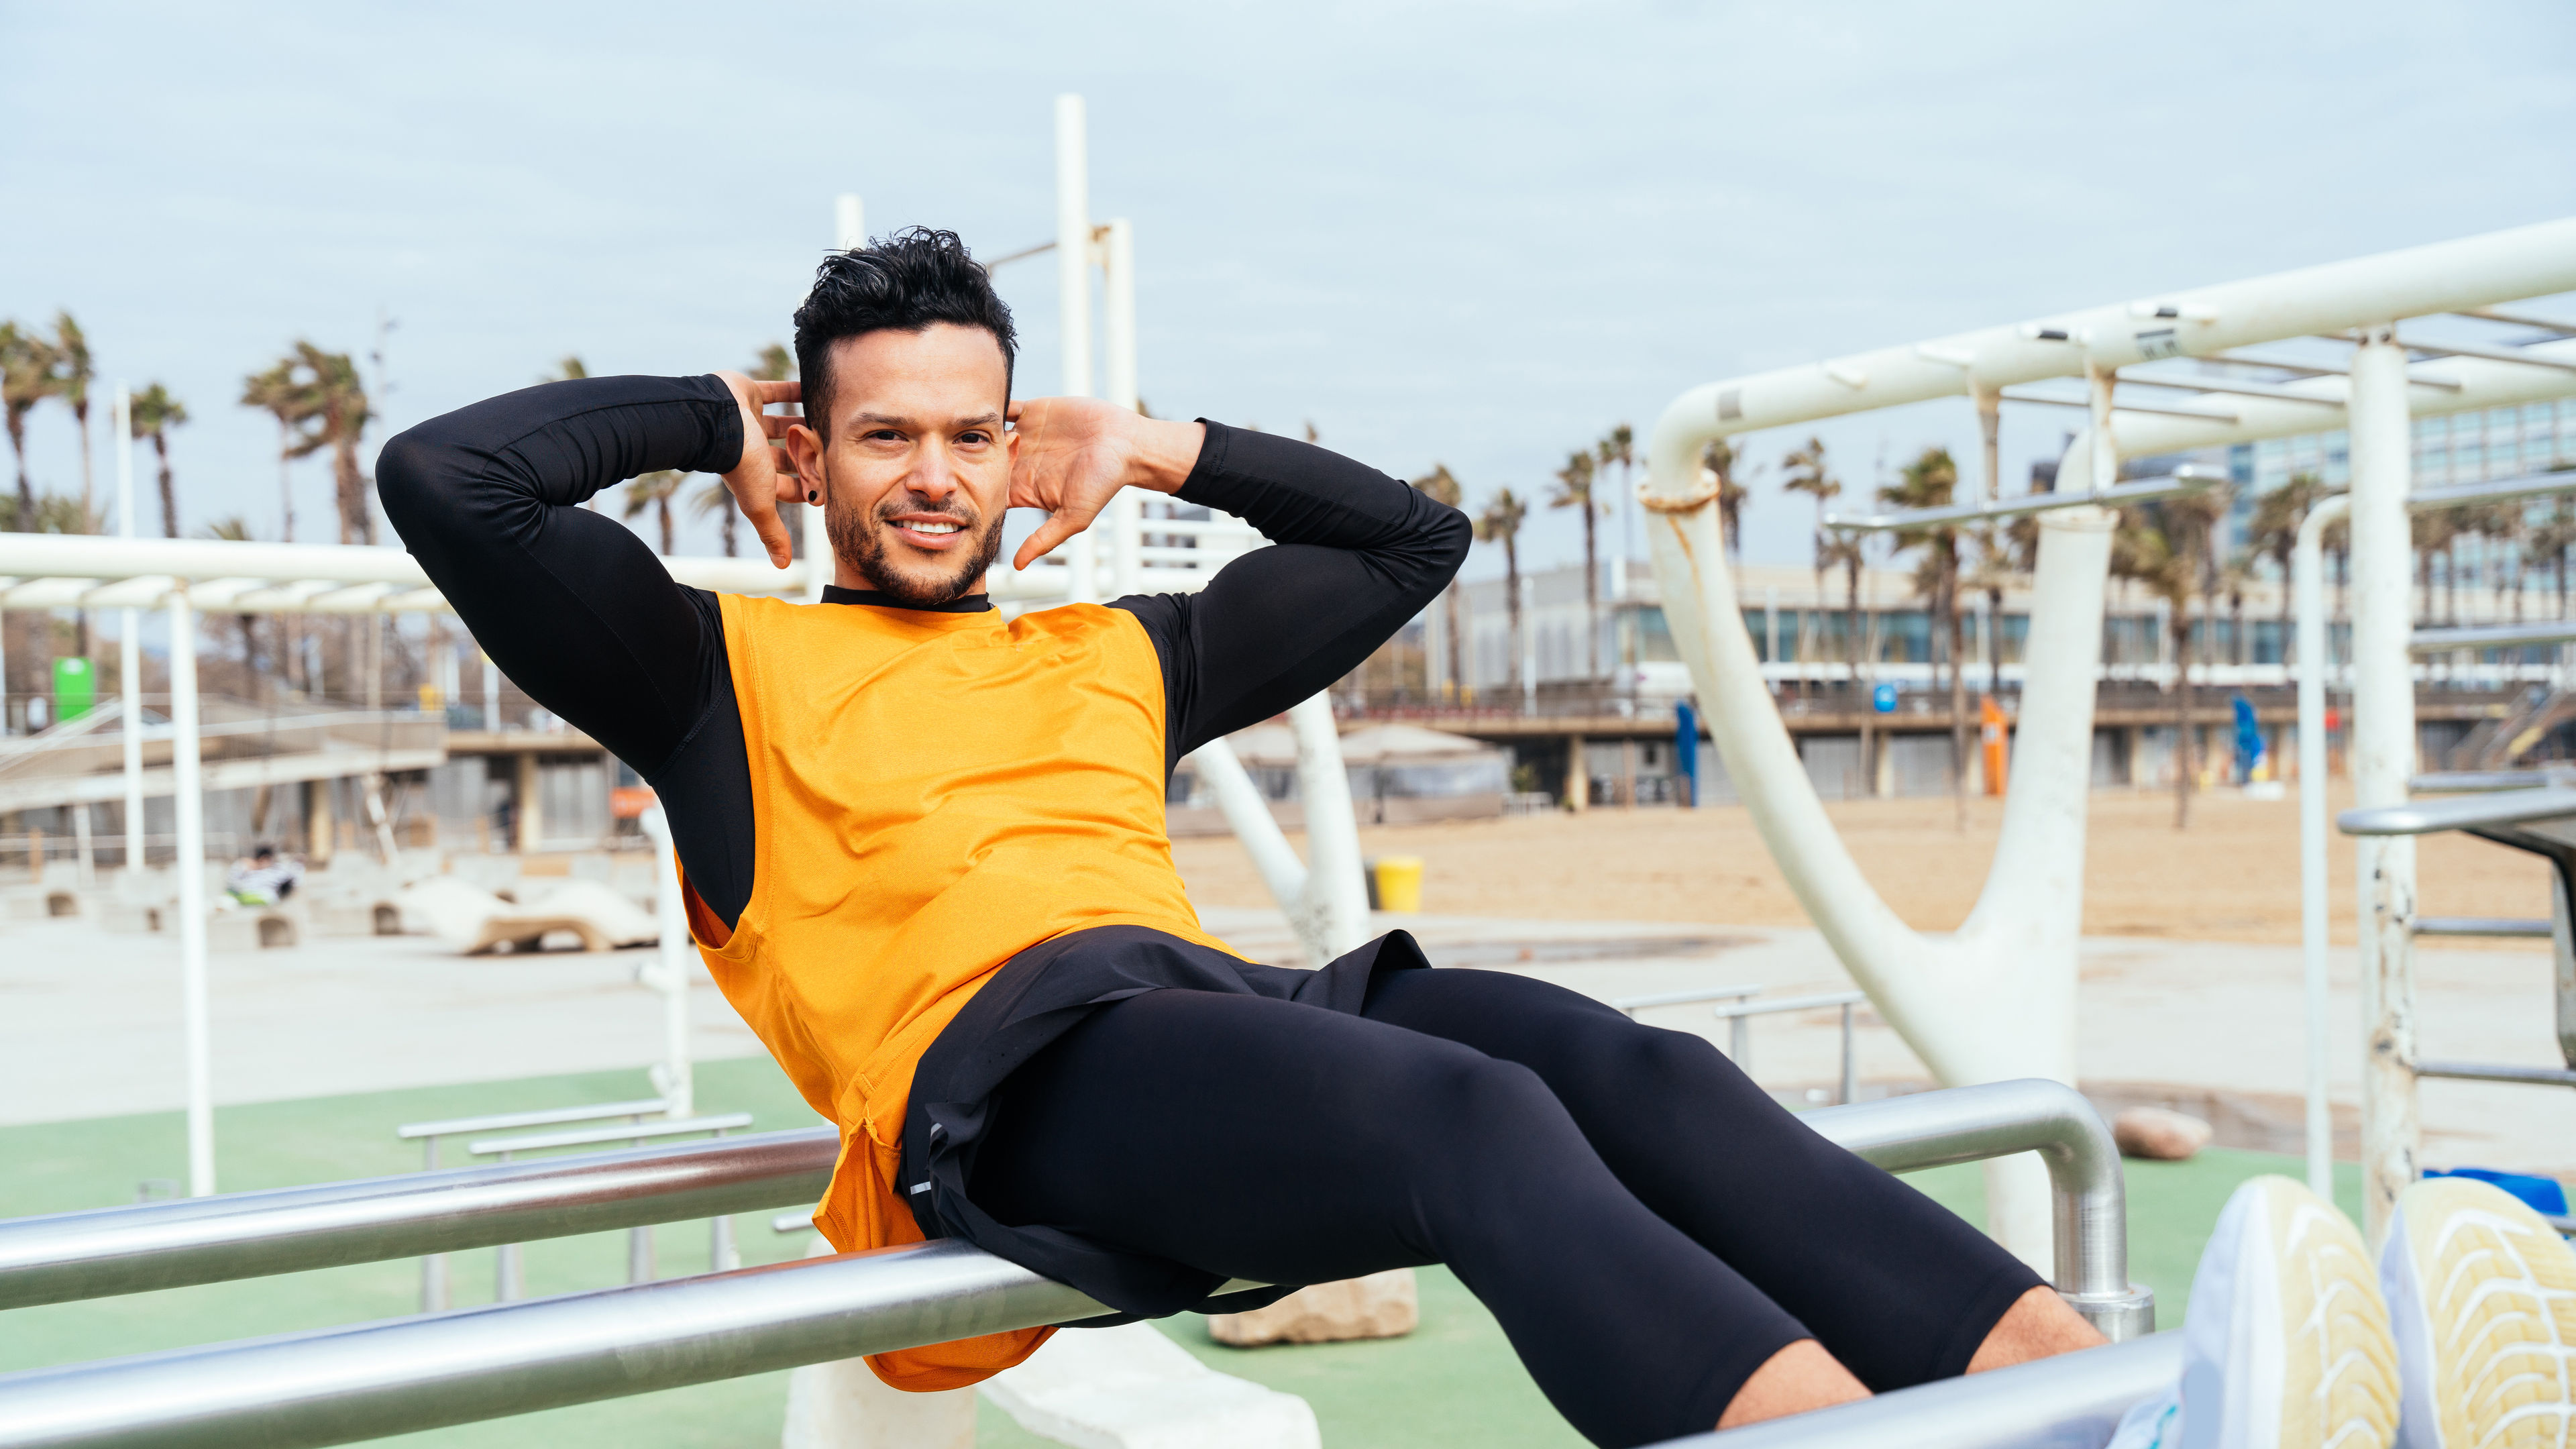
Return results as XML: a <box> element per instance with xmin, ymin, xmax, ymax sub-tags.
<box><xmin>712</xmin><ymin>370</ymin><xmax>804</xmax><ymax>569</ymax></box>
<box><xmin>1006</xmin><ymin>398</ymin><xmax>1205</xmax><ymax>571</ymax></box>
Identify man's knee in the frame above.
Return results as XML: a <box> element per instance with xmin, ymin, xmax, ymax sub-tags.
<box><xmin>1400</xmin><ymin>1049</ymin><xmax>1574</xmax><ymax>1171</ymax></box>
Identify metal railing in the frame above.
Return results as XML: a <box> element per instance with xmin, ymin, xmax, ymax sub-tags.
<box><xmin>0</xmin><ymin>1080</ymin><xmax>2147</xmax><ymax>1448</ymax></box>
<box><xmin>1660</xmin><ymin>1332</ymin><xmax>2182</xmax><ymax>1449</ymax></box>
<box><xmin>1613</xmin><ymin>985</ymin><xmax>1867</xmax><ymax>1104</ymax></box>
<box><xmin>396</xmin><ymin>1097</ymin><xmax>673</xmax><ymax>1311</ymax></box>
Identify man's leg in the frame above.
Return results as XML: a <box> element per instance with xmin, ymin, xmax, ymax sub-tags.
<box><xmin>968</xmin><ymin>987</ymin><xmax>1831</xmax><ymax>1448</ymax></box>
<box><xmin>1360</xmin><ymin>967</ymin><xmax>2093</xmax><ymax>1390</ymax></box>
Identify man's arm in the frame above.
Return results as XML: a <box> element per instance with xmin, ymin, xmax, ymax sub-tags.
<box><xmin>376</xmin><ymin>375</ymin><xmax>761</xmax><ymax>922</ymax></box>
<box><xmin>1110</xmin><ymin>422</ymin><xmax>1472</xmax><ymax>768</ymax></box>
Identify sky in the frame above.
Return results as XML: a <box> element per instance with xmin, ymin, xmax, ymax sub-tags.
<box><xmin>5</xmin><ymin>0</ymin><xmax>2573</xmax><ymax>581</ymax></box>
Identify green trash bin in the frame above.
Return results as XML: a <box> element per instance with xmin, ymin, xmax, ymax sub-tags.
<box><xmin>53</xmin><ymin>656</ymin><xmax>96</xmax><ymax>722</ymax></box>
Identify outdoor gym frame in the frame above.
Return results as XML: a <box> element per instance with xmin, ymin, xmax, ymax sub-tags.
<box><xmin>0</xmin><ymin>1079</ymin><xmax>2148</xmax><ymax>1448</ymax></box>
<box><xmin>1637</xmin><ymin>215</ymin><xmax>2576</xmax><ymax>1258</ymax></box>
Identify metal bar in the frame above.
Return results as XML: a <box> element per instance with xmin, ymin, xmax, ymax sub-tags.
<box><xmin>1821</xmin><ymin>467</ymin><xmax>2224</xmax><ymax>533</ymax></box>
<box><xmin>2412</xmin><ymin>769</ymin><xmax>2576</xmax><ymax>794</ymax></box>
<box><xmin>0</xmin><ymin>1128</ymin><xmax>836</xmax><ymax>1309</ymax></box>
<box><xmin>465</xmin><ymin>1113</ymin><xmax>752</xmax><ymax>1157</ymax></box>
<box><xmin>1999</xmin><ymin>390</ymin><xmax>2241</xmax><ymax>422</ymax></box>
<box><xmin>2400</xmin><ymin>336</ymin><xmax>2576</xmax><ymax>372</ymax></box>
<box><xmin>0</xmin><ymin>1081</ymin><xmax>2150</xmax><ymax>1449</ymax></box>
<box><xmin>1709</xmin><ymin>991</ymin><xmax>1868</xmax><ymax>1018</ymax></box>
<box><xmin>2412</xmin><ymin>621</ymin><xmax>2576</xmax><ymax>653</ymax></box>
<box><xmin>2121</xmin><ymin>372</ymin><xmax>2349</xmax><ymax>406</ymax></box>
<box><xmin>1649</xmin><ymin>1333</ymin><xmax>2182</xmax><ymax>1449</ymax></box>
<box><xmin>2414</xmin><ymin>1059</ymin><xmax>2576</xmax><ymax>1087</ymax></box>
<box><xmin>2415</xmin><ymin>916</ymin><xmax>2553</xmax><ymax>938</ymax></box>
<box><xmin>2202</xmin><ymin>351</ymin><xmax>2462</xmax><ymax>389</ymax></box>
<box><xmin>2296</xmin><ymin>492</ymin><xmax>2351</xmax><ymax>1199</ymax></box>
<box><xmin>2340</xmin><ymin>787</ymin><xmax>2576</xmax><ymax>837</ymax></box>
<box><xmin>396</xmin><ymin>1099</ymin><xmax>669</xmax><ymax>1141</ymax></box>
<box><xmin>1609</xmin><ymin>983</ymin><xmax>1764</xmax><ymax>1013</ymax></box>
<box><xmin>769</xmin><ymin>1210</ymin><xmax>817</xmax><ymax>1235</ymax></box>
<box><xmin>1804</xmin><ymin>1079</ymin><xmax>2151</xmax><ymax>1336</ymax></box>
<box><xmin>1838</xmin><ymin>1003</ymin><xmax>1857</xmax><ymax>1106</ymax></box>
<box><xmin>2406</xmin><ymin>470</ymin><xmax>2576</xmax><ymax>511</ymax></box>
<box><xmin>2459</xmin><ymin>306</ymin><xmax>2576</xmax><ymax>334</ymax></box>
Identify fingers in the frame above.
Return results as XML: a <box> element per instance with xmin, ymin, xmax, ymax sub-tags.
<box><xmin>739</xmin><ymin>492</ymin><xmax>795</xmax><ymax>569</ymax></box>
<box><xmin>752</xmin><ymin>379</ymin><xmax>801</xmax><ymax>405</ymax></box>
<box><xmin>1010</xmin><ymin>500</ymin><xmax>1097</xmax><ymax>572</ymax></box>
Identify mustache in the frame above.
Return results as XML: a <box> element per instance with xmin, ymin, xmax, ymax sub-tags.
<box><xmin>873</xmin><ymin>498</ymin><xmax>979</xmax><ymax>527</ymax></box>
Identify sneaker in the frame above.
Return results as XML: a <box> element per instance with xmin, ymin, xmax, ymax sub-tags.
<box><xmin>2139</xmin><ymin>1175</ymin><xmax>2400</xmax><ymax>1449</ymax></box>
<box><xmin>2381</xmin><ymin>1176</ymin><xmax>2576</xmax><ymax>1448</ymax></box>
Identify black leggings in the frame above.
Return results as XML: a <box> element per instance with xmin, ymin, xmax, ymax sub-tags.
<box><xmin>971</xmin><ymin>968</ymin><xmax>2041</xmax><ymax>1448</ymax></box>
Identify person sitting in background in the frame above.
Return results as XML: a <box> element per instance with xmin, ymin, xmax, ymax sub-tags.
<box><xmin>225</xmin><ymin>844</ymin><xmax>303</xmax><ymax>906</ymax></box>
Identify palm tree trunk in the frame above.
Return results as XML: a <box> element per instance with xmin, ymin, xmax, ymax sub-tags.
<box><xmin>1444</xmin><ymin>584</ymin><xmax>1464</xmax><ymax>702</ymax></box>
<box><xmin>1847</xmin><ymin>555</ymin><xmax>1869</xmax><ymax>785</ymax></box>
<box><xmin>154</xmin><ymin>435</ymin><xmax>178</xmax><ymax>539</ymax></box>
<box><xmin>1503</xmin><ymin>541</ymin><xmax>1523</xmax><ymax>694</ymax></box>
<box><xmin>74</xmin><ymin>400</ymin><xmax>94</xmax><ymax>525</ymax></box>
<box><xmin>1986</xmin><ymin>584</ymin><xmax>2004</xmax><ymax>698</ymax></box>
<box><xmin>1581</xmin><ymin>504</ymin><xmax>1597</xmax><ymax>684</ymax></box>
<box><xmin>276</xmin><ymin>422</ymin><xmax>295</xmax><ymax>544</ymax></box>
<box><xmin>658</xmin><ymin>498</ymin><xmax>674</xmax><ymax>556</ymax></box>
<box><xmin>2174</xmin><ymin>607</ymin><xmax>2194</xmax><ymax>828</ymax></box>
<box><xmin>333</xmin><ymin>436</ymin><xmax>370</xmax><ymax>545</ymax></box>
<box><xmin>7</xmin><ymin>411</ymin><xmax>30</xmax><ymax>529</ymax></box>
<box><xmin>720</xmin><ymin>509</ymin><xmax>737</xmax><ymax>558</ymax></box>
<box><xmin>1946</xmin><ymin>559</ymin><xmax>1968</xmax><ymax>829</ymax></box>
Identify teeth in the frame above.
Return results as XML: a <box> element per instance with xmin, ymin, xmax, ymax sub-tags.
<box><xmin>902</xmin><ymin>521</ymin><xmax>961</xmax><ymax>535</ymax></box>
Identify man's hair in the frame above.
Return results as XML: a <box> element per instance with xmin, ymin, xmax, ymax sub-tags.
<box><xmin>792</xmin><ymin>227</ymin><xmax>1017</xmax><ymax>435</ymax></box>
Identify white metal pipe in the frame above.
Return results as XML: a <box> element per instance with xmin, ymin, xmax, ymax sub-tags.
<box><xmin>1054</xmin><ymin>93</ymin><xmax>1097</xmax><ymax>605</ymax></box>
<box><xmin>166</xmin><ymin>592</ymin><xmax>213</xmax><ymax>1198</ymax></box>
<box><xmin>1183</xmin><ymin>737</ymin><xmax>1307</xmax><ymax>908</ymax></box>
<box><xmin>1663</xmin><ymin>217</ymin><xmax>2576</xmax><ymax>442</ymax></box>
<box><xmin>2295</xmin><ymin>493</ymin><xmax>2351</xmax><ymax>1199</ymax></box>
<box><xmin>1287</xmin><ymin>692</ymin><xmax>1370</xmax><ymax>963</ymax></box>
<box><xmin>832</xmin><ymin>193</ymin><xmax>864</xmax><ymax>251</ymax></box>
<box><xmin>637</xmin><ymin>807</ymin><xmax>695</xmax><ymax>1120</ymax></box>
<box><xmin>1102</xmin><ymin>217</ymin><xmax>1144</xmax><ymax>600</ymax></box>
<box><xmin>2348</xmin><ymin>329</ymin><xmax>2418</xmax><ymax>1246</ymax></box>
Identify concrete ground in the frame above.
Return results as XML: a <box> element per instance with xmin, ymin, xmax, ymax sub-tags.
<box><xmin>8</xmin><ymin>898</ymin><xmax>2563</xmax><ymax>1178</ymax></box>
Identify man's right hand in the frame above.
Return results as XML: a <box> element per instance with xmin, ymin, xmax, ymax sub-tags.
<box><xmin>712</xmin><ymin>370</ymin><xmax>804</xmax><ymax>569</ymax></box>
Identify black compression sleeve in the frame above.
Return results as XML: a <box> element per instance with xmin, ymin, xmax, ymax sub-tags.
<box><xmin>378</xmin><ymin>375</ymin><xmax>758</xmax><ymax>922</ymax></box>
<box><xmin>1111</xmin><ymin>421</ymin><xmax>1471</xmax><ymax>769</ymax></box>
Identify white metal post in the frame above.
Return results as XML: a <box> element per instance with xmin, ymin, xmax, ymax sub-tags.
<box><xmin>833</xmin><ymin>194</ymin><xmax>865</xmax><ymax>251</ymax></box>
<box><xmin>1054</xmin><ymin>94</ymin><xmax>1097</xmax><ymax>605</ymax></box>
<box><xmin>2349</xmin><ymin>329</ymin><xmax>2418</xmax><ymax>1245</ymax></box>
<box><xmin>637</xmin><ymin>806</ymin><xmax>695</xmax><ymax>1120</ymax></box>
<box><xmin>2295</xmin><ymin>494</ymin><xmax>2351</xmax><ymax>1200</ymax></box>
<box><xmin>168</xmin><ymin>591</ymin><xmax>213</xmax><ymax>1197</ymax></box>
<box><xmin>1520</xmin><ymin>575</ymin><xmax>1537</xmax><ymax>712</ymax></box>
<box><xmin>805</xmin><ymin>197</ymin><xmax>861</xmax><ymax>604</ymax></box>
<box><xmin>1102</xmin><ymin>217</ymin><xmax>1143</xmax><ymax>600</ymax></box>
<box><xmin>115</xmin><ymin>382</ymin><xmax>144</xmax><ymax>877</ymax></box>
<box><xmin>1287</xmin><ymin>693</ymin><xmax>1371</xmax><ymax>962</ymax></box>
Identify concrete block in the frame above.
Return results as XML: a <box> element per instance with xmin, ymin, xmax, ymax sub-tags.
<box><xmin>781</xmin><ymin>1357</ymin><xmax>976</xmax><ymax>1449</ymax></box>
<box><xmin>2113</xmin><ymin>1106</ymin><xmax>2213</xmax><ymax>1161</ymax></box>
<box><xmin>983</xmin><ymin>1320</ymin><xmax>1319</xmax><ymax>1449</ymax></box>
<box><xmin>1206</xmin><ymin>1270</ymin><xmax>1418</xmax><ymax>1347</ymax></box>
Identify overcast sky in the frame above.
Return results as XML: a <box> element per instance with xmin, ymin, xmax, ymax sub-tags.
<box><xmin>5</xmin><ymin>1</ymin><xmax>2572</xmax><ymax>580</ymax></box>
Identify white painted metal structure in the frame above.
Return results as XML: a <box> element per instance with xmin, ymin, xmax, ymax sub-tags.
<box><xmin>1638</xmin><ymin>217</ymin><xmax>2576</xmax><ymax>1260</ymax></box>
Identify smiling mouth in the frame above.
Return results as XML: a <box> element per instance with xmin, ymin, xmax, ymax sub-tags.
<box><xmin>893</xmin><ymin>519</ymin><xmax>965</xmax><ymax>539</ymax></box>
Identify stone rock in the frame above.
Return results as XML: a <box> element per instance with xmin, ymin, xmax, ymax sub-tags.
<box><xmin>1205</xmin><ymin>1269</ymin><xmax>1419</xmax><ymax>1347</ymax></box>
<box><xmin>2114</xmin><ymin>1106</ymin><xmax>2214</xmax><ymax>1161</ymax></box>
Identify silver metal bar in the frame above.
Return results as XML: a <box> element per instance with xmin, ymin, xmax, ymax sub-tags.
<box><xmin>396</xmin><ymin>1099</ymin><xmax>669</xmax><ymax>1141</ymax></box>
<box><xmin>2414</xmin><ymin>1059</ymin><xmax>2576</xmax><ymax>1087</ymax></box>
<box><xmin>2201</xmin><ymin>351</ymin><xmax>2463</xmax><ymax>389</ymax></box>
<box><xmin>2412</xmin><ymin>769</ymin><xmax>2576</xmax><ymax>794</ymax></box>
<box><xmin>2407</xmin><ymin>471</ymin><xmax>2576</xmax><ymax>512</ymax></box>
<box><xmin>2400</xmin><ymin>336</ymin><xmax>2576</xmax><ymax>372</ymax></box>
<box><xmin>1999</xmin><ymin>390</ymin><xmax>2241</xmax><ymax>423</ymax></box>
<box><xmin>0</xmin><ymin>1081</ymin><xmax>2151</xmax><ymax>1449</ymax></box>
<box><xmin>1609</xmin><ymin>983</ymin><xmax>1764</xmax><ymax>1014</ymax></box>
<box><xmin>1837</xmin><ymin>1004</ymin><xmax>1857</xmax><ymax>1106</ymax></box>
<box><xmin>769</xmin><ymin>1210</ymin><xmax>817</xmax><ymax>1235</ymax></box>
<box><xmin>2340</xmin><ymin>787</ymin><xmax>2576</xmax><ymax>837</ymax></box>
<box><xmin>2412</xmin><ymin>621</ymin><xmax>2576</xmax><ymax>654</ymax></box>
<box><xmin>1823</xmin><ymin>467</ymin><xmax>2225</xmax><ymax>533</ymax></box>
<box><xmin>466</xmin><ymin>1113</ymin><xmax>753</xmax><ymax>1157</ymax></box>
<box><xmin>0</xmin><ymin>1128</ymin><xmax>836</xmax><ymax>1309</ymax></box>
<box><xmin>2415</xmin><ymin>916</ymin><xmax>2553</xmax><ymax>938</ymax></box>
<box><xmin>1709</xmin><ymin>991</ymin><xmax>1868</xmax><ymax>1019</ymax></box>
<box><xmin>1806</xmin><ymin>1080</ymin><xmax>2151</xmax><ymax>1336</ymax></box>
<box><xmin>2121</xmin><ymin>373</ymin><xmax>2348</xmax><ymax>406</ymax></box>
<box><xmin>2459</xmin><ymin>306</ymin><xmax>2576</xmax><ymax>335</ymax></box>
<box><xmin>1646</xmin><ymin>1333</ymin><xmax>2182</xmax><ymax>1449</ymax></box>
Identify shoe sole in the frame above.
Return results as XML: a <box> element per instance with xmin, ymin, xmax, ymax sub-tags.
<box><xmin>2386</xmin><ymin>1177</ymin><xmax>2576</xmax><ymax>1448</ymax></box>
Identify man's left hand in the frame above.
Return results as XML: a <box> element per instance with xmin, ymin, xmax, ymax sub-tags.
<box><xmin>1006</xmin><ymin>398</ymin><xmax>1204</xmax><ymax>571</ymax></box>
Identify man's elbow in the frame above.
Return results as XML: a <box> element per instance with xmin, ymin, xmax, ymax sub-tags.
<box><xmin>1424</xmin><ymin>504</ymin><xmax>1472</xmax><ymax>586</ymax></box>
<box><xmin>372</xmin><ymin>426</ymin><xmax>449</xmax><ymax>540</ymax></box>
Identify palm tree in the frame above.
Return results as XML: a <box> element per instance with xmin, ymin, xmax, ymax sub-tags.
<box><xmin>626</xmin><ymin>470</ymin><xmax>686</xmax><ymax>555</ymax></box>
<box><xmin>1550</xmin><ymin>450</ymin><xmax>1601</xmax><ymax>680</ymax></box>
<box><xmin>1780</xmin><ymin>437</ymin><xmax>1839</xmax><ymax>694</ymax></box>
<box><xmin>52</xmin><ymin>313</ymin><xmax>95</xmax><ymax>527</ymax></box>
<box><xmin>239</xmin><ymin>359</ymin><xmax>307</xmax><ymax>543</ymax></box>
<box><xmin>1883</xmin><ymin>447</ymin><xmax>1968</xmax><ymax>820</ymax></box>
<box><xmin>1475</xmin><ymin>489</ymin><xmax>1529</xmax><ymax>694</ymax></box>
<box><xmin>1703</xmin><ymin>438</ymin><xmax>1749</xmax><ymax>559</ymax></box>
<box><xmin>129</xmin><ymin>384</ymin><xmax>188</xmax><ymax>538</ymax></box>
<box><xmin>2248</xmin><ymin>472</ymin><xmax>2326</xmax><ymax>664</ymax></box>
<box><xmin>1597</xmin><ymin>423</ymin><xmax>1635</xmax><ymax>568</ymax></box>
<box><xmin>1411</xmin><ymin>464</ymin><xmax>1468</xmax><ymax>701</ymax></box>
<box><xmin>284</xmin><ymin>343</ymin><xmax>374</xmax><ymax>545</ymax></box>
<box><xmin>1</xmin><ymin>321</ymin><xmax>61</xmax><ymax>529</ymax></box>
<box><xmin>2112</xmin><ymin>486</ymin><xmax>2232</xmax><ymax>827</ymax></box>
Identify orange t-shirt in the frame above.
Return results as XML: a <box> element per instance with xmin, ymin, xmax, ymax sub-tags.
<box><xmin>682</xmin><ymin>593</ymin><xmax>1236</xmax><ymax>1390</ymax></box>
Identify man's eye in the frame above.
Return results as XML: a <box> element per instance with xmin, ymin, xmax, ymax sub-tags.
<box><xmin>958</xmin><ymin>431</ymin><xmax>990</xmax><ymax>445</ymax></box>
<box><xmin>866</xmin><ymin>429</ymin><xmax>903</xmax><ymax>442</ymax></box>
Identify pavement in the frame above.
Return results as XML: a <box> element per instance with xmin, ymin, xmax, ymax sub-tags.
<box><xmin>7</xmin><ymin>898</ymin><xmax>2567</xmax><ymax>1177</ymax></box>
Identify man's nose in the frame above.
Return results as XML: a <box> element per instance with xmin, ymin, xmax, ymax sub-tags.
<box><xmin>906</xmin><ymin>440</ymin><xmax>958</xmax><ymax>500</ymax></box>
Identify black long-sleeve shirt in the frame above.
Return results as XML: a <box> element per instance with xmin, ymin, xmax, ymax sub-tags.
<box><xmin>378</xmin><ymin>375</ymin><xmax>1469</xmax><ymax>930</ymax></box>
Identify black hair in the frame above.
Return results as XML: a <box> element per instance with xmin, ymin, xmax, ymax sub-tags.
<box><xmin>792</xmin><ymin>227</ymin><xmax>1017</xmax><ymax>435</ymax></box>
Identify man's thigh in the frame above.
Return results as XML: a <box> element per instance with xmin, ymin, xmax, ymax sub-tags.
<box><xmin>970</xmin><ymin>987</ymin><xmax>1521</xmax><ymax>1287</ymax></box>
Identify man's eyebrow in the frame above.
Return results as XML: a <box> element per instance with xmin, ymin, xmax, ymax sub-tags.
<box><xmin>846</xmin><ymin>411</ymin><xmax>1004</xmax><ymax>429</ymax></box>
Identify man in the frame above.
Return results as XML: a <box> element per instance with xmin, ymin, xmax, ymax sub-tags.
<box><xmin>224</xmin><ymin>843</ymin><xmax>302</xmax><ymax>906</ymax></box>
<box><xmin>380</xmin><ymin>227</ymin><xmax>2096</xmax><ymax>1448</ymax></box>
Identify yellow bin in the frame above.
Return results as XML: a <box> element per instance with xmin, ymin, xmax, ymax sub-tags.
<box><xmin>1373</xmin><ymin>856</ymin><xmax>1425</xmax><ymax>914</ymax></box>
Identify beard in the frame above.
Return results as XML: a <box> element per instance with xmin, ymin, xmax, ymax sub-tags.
<box><xmin>826</xmin><ymin>490</ymin><xmax>1006</xmax><ymax>606</ymax></box>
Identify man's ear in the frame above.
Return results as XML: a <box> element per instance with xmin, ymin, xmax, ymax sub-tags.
<box><xmin>784</xmin><ymin>423</ymin><xmax>824</xmax><ymax>506</ymax></box>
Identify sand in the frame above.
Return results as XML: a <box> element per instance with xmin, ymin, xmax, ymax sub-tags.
<box><xmin>1170</xmin><ymin>782</ymin><xmax>2553</xmax><ymax>947</ymax></box>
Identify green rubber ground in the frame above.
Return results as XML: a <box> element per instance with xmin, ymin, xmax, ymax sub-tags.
<box><xmin>0</xmin><ymin>1059</ymin><xmax>2362</xmax><ymax>1447</ymax></box>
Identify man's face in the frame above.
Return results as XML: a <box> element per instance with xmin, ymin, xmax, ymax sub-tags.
<box><xmin>786</xmin><ymin>323</ymin><xmax>1014</xmax><ymax>606</ymax></box>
